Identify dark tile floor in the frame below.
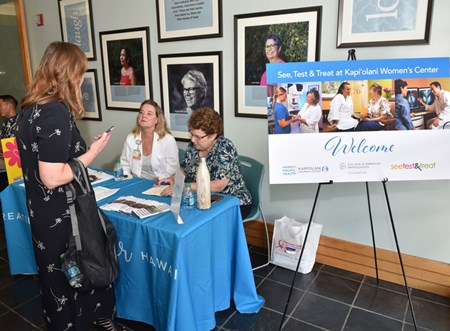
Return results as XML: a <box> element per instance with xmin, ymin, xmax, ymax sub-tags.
<box><xmin>1</xmin><ymin>222</ymin><xmax>449</xmax><ymax>330</ymax></box>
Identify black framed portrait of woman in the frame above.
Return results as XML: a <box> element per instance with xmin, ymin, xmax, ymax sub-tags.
<box><xmin>159</xmin><ymin>52</ymin><xmax>222</xmax><ymax>141</ymax></box>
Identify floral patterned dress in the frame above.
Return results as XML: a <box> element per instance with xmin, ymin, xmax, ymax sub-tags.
<box><xmin>356</xmin><ymin>97</ymin><xmax>391</xmax><ymax>131</ymax></box>
<box><xmin>16</xmin><ymin>102</ymin><xmax>115</xmax><ymax>331</ymax></box>
<box><xmin>183</xmin><ymin>136</ymin><xmax>252</xmax><ymax>206</ymax></box>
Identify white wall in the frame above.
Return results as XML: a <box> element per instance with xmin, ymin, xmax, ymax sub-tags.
<box><xmin>22</xmin><ymin>0</ymin><xmax>450</xmax><ymax>263</ymax></box>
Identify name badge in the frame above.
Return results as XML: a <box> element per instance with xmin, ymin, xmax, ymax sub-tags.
<box><xmin>132</xmin><ymin>149</ymin><xmax>141</xmax><ymax>160</ymax></box>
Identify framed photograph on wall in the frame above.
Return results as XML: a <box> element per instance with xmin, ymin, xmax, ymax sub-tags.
<box><xmin>58</xmin><ymin>0</ymin><xmax>96</xmax><ymax>60</ymax></box>
<box><xmin>321</xmin><ymin>80</ymin><xmax>345</xmax><ymax>98</ymax></box>
<box><xmin>156</xmin><ymin>0</ymin><xmax>222</xmax><ymax>42</ymax></box>
<box><xmin>100</xmin><ymin>27</ymin><xmax>152</xmax><ymax>111</ymax></box>
<box><xmin>308</xmin><ymin>84</ymin><xmax>320</xmax><ymax>92</ymax></box>
<box><xmin>159</xmin><ymin>52</ymin><xmax>222</xmax><ymax>141</ymax></box>
<box><xmin>81</xmin><ymin>69</ymin><xmax>101</xmax><ymax>121</ymax></box>
<box><xmin>337</xmin><ymin>0</ymin><xmax>434</xmax><ymax>48</ymax></box>
<box><xmin>234</xmin><ymin>7</ymin><xmax>321</xmax><ymax>118</ymax></box>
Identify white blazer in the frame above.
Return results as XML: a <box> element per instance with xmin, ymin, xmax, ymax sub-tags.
<box><xmin>120</xmin><ymin>132</ymin><xmax>179</xmax><ymax>180</ymax></box>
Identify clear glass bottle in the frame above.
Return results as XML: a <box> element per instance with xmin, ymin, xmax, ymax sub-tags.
<box><xmin>196</xmin><ymin>157</ymin><xmax>211</xmax><ymax>210</ymax></box>
<box><xmin>113</xmin><ymin>160</ymin><xmax>123</xmax><ymax>181</ymax></box>
<box><xmin>183</xmin><ymin>183</ymin><xmax>194</xmax><ymax>209</ymax></box>
<box><xmin>60</xmin><ymin>253</ymin><xmax>83</xmax><ymax>288</ymax></box>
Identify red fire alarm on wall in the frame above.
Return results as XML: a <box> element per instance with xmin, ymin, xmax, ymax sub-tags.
<box><xmin>36</xmin><ymin>13</ymin><xmax>44</xmax><ymax>26</ymax></box>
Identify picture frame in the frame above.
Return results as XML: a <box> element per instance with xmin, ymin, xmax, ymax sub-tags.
<box><xmin>159</xmin><ymin>52</ymin><xmax>222</xmax><ymax>141</ymax></box>
<box><xmin>81</xmin><ymin>69</ymin><xmax>101</xmax><ymax>121</ymax></box>
<box><xmin>321</xmin><ymin>80</ymin><xmax>345</xmax><ymax>98</ymax></box>
<box><xmin>234</xmin><ymin>7</ymin><xmax>322</xmax><ymax>118</ymax></box>
<box><xmin>308</xmin><ymin>84</ymin><xmax>320</xmax><ymax>92</ymax></box>
<box><xmin>58</xmin><ymin>0</ymin><xmax>96</xmax><ymax>60</ymax></box>
<box><xmin>337</xmin><ymin>0</ymin><xmax>434</xmax><ymax>48</ymax></box>
<box><xmin>100</xmin><ymin>27</ymin><xmax>152</xmax><ymax>111</ymax></box>
<box><xmin>156</xmin><ymin>0</ymin><xmax>222</xmax><ymax>42</ymax></box>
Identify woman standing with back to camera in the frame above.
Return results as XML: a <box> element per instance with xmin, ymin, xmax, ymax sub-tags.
<box><xmin>16</xmin><ymin>42</ymin><xmax>126</xmax><ymax>331</ymax></box>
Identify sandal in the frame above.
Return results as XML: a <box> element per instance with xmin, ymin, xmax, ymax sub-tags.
<box><xmin>93</xmin><ymin>318</ymin><xmax>133</xmax><ymax>331</ymax></box>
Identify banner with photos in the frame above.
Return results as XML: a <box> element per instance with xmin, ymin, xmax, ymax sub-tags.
<box><xmin>266</xmin><ymin>57</ymin><xmax>450</xmax><ymax>184</ymax></box>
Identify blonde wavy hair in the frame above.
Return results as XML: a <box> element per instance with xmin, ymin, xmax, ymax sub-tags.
<box><xmin>132</xmin><ymin>99</ymin><xmax>171</xmax><ymax>139</ymax></box>
<box><xmin>21</xmin><ymin>41</ymin><xmax>87</xmax><ymax>120</ymax></box>
<box><xmin>272</xmin><ymin>86</ymin><xmax>287</xmax><ymax>111</ymax></box>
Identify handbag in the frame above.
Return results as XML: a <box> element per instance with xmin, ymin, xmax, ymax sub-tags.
<box><xmin>271</xmin><ymin>216</ymin><xmax>322</xmax><ymax>274</ymax></box>
<box><xmin>61</xmin><ymin>158</ymin><xmax>119</xmax><ymax>291</ymax></box>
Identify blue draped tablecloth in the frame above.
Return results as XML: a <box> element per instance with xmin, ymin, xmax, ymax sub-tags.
<box><xmin>0</xmin><ymin>176</ymin><xmax>264</xmax><ymax>331</ymax></box>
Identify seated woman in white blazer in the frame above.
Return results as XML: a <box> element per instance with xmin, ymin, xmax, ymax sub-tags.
<box><xmin>120</xmin><ymin>99</ymin><xmax>178</xmax><ymax>181</ymax></box>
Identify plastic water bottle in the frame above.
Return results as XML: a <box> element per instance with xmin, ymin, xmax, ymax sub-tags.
<box><xmin>60</xmin><ymin>254</ymin><xmax>83</xmax><ymax>288</ymax></box>
<box><xmin>183</xmin><ymin>183</ymin><xmax>195</xmax><ymax>209</ymax></box>
<box><xmin>113</xmin><ymin>160</ymin><xmax>123</xmax><ymax>181</ymax></box>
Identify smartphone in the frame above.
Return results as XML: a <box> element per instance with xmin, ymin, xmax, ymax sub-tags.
<box><xmin>105</xmin><ymin>125</ymin><xmax>115</xmax><ymax>134</ymax></box>
<box><xmin>211</xmin><ymin>194</ymin><xmax>224</xmax><ymax>204</ymax></box>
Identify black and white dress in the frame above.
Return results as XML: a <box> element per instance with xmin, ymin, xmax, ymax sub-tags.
<box><xmin>16</xmin><ymin>102</ymin><xmax>116</xmax><ymax>331</ymax></box>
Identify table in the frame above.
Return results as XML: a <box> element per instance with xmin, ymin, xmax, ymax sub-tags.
<box><xmin>0</xmin><ymin>177</ymin><xmax>264</xmax><ymax>331</ymax></box>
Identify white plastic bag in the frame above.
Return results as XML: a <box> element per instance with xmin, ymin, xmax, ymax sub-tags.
<box><xmin>271</xmin><ymin>216</ymin><xmax>323</xmax><ymax>274</ymax></box>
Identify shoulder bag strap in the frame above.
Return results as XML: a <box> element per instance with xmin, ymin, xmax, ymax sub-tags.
<box><xmin>67</xmin><ymin>158</ymin><xmax>92</xmax><ymax>194</ymax></box>
<box><xmin>65</xmin><ymin>182</ymin><xmax>82</xmax><ymax>251</ymax></box>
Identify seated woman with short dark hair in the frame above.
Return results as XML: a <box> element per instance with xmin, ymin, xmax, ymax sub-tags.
<box><xmin>160</xmin><ymin>107</ymin><xmax>253</xmax><ymax>219</ymax></box>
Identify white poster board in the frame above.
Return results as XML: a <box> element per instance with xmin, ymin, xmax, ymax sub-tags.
<box><xmin>267</xmin><ymin>58</ymin><xmax>450</xmax><ymax>184</ymax></box>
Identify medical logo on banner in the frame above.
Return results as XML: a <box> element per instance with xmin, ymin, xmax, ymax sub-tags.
<box><xmin>266</xmin><ymin>57</ymin><xmax>450</xmax><ymax>184</ymax></box>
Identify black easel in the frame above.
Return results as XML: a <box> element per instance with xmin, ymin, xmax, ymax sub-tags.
<box><xmin>347</xmin><ymin>48</ymin><xmax>356</xmax><ymax>61</ymax></box>
<box><xmin>347</xmin><ymin>50</ymin><xmax>417</xmax><ymax>329</ymax></box>
<box><xmin>278</xmin><ymin>49</ymin><xmax>418</xmax><ymax>330</ymax></box>
<box><xmin>382</xmin><ymin>179</ymin><xmax>418</xmax><ymax>329</ymax></box>
<box><xmin>346</xmin><ymin>50</ymin><xmax>381</xmax><ymax>286</ymax></box>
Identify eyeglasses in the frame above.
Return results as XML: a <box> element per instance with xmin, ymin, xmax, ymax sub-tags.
<box><xmin>189</xmin><ymin>132</ymin><xmax>209</xmax><ymax>141</ymax></box>
<box><xmin>183</xmin><ymin>87</ymin><xmax>199</xmax><ymax>94</ymax></box>
<box><xmin>265</xmin><ymin>44</ymin><xmax>279</xmax><ymax>50</ymax></box>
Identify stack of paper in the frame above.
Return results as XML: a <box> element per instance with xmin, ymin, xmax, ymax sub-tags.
<box><xmin>93</xmin><ymin>186</ymin><xmax>119</xmax><ymax>201</ymax></box>
<box><xmin>100</xmin><ymin>195</ymin><xmax>170</xmax><ymax>219</ymax></box>
<box><xmin>142</xmin><ymin>185</ymin><xmax>169</xmax><ymax>196</ymax></box>
<box><xmin>87</xmin><ymin>168</ymin><xmax>114</xmax><ymax>185</ymax></box>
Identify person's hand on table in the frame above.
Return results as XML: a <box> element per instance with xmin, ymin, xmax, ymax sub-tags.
<box><xmin>154</xmin><ymin>178</ymin><xmax>173</xmax><ymax>196</ymax></box>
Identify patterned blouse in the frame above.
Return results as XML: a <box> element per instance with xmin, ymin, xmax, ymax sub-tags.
<box><xmin>0</xmin><ymin>114</ymin><xmax>18</xmax><ymax>139</ymax></box>
<box><xmin>367</xmin><ymin>96</ymin><xmax>391</xmax><ymax>119</ymax></box>
<box><xmin>183</xmin><ymin>136</ymin><xmax>252</xmax><ymax>206</ymax></box>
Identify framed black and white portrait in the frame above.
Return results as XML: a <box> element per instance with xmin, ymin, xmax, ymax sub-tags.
<box><xmin>159</xmin><ymin>52</ymin><xmax>222</xmax><ymax>141</ymax></box>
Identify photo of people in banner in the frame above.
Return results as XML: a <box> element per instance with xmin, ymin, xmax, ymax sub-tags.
<box><xmin>268</xmin><ymin>78</ymin><xmax>450</xmax><ymax>134</ymax></box>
